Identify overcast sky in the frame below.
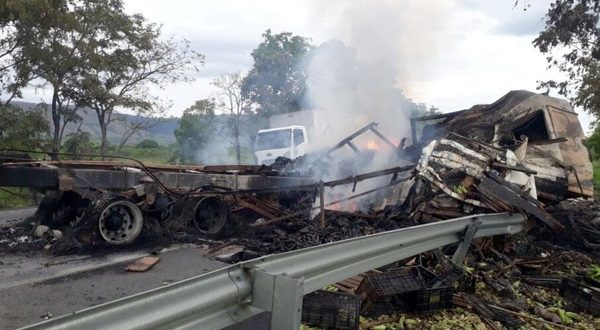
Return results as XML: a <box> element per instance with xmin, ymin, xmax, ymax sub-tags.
<box><xmin>20</xmin><ymin>0</ymin><xmax>594</xmax><ymax>131</ymax></box>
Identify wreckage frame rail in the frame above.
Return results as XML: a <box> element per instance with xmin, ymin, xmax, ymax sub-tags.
<box><xmin>0</xmin><ymin>163</ymin><xmax>317</xmax><ymax>192</ymax></box>
<box><xmin>0</xmin><ymin>159</ymin><xmax>414</xmax><ymax>196</ymax></box>
<box><xmin>22</xmin><ymin>212</ymin><xmax>526</xmax><ymax>330</ymax></box>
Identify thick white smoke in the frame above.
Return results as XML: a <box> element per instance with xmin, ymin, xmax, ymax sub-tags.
<box><xmin>304</xmin><ymin>0</ymin><xmax>452</xmax><ymax>143</ymax></box>
<box><xmin>303</xmin><ymin>0</ymin><xmax>452</xmax><ymax>212</ymax></box>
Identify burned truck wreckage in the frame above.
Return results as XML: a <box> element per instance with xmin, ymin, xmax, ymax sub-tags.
<box><xmin>0</xmin><ymin>90</ymin><xmax>594</xmax><ymax>251</ymax></box>
<box><xmin>396</xmin><ymin>90</ymin><xmax>593</xmax><ymax>228</ymax></box>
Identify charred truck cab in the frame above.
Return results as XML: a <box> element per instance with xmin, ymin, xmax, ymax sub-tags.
<box><xmin>409</xmin><ymin>90</ymin><xmax>593</xmax><ymax>202</ymax></box>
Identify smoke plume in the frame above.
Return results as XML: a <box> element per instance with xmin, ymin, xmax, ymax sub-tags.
<box><xmin>304</xmin><ymin>0</ymin><xmax>451</xmax><ymax>142</ymax></box>
<box><xmin>302</xmin><ymin>0</ymin><xmax>452</xmax><ymax>212</ymax></box>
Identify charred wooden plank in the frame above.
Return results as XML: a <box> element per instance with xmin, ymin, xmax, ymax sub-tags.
<box><xmin>477</xmin><ymin>176</ymin><xmax>564</xmax><ymax>231</ymax></box>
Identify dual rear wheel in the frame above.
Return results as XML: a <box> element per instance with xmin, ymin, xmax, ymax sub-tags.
<box><xmin>94</xmin><ymin>195</ymin><xmax>228</xmax><ymax>245</ymax></box>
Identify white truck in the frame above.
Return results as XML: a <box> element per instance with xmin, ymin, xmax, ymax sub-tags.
<box><xmin>254</xmin><ymin>110</ymin><xmax>369</xmax><ymax>165</ymax></box>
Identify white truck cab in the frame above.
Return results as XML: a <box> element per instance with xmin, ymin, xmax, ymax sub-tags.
<box><xmin>254</xmin><ymin>110</ymin><xmax>369</xmax><ymax>165</ymax></box>
<box><xmin>255</xmin><ymin>125</ymin><xmax>308</xmax><ymax>165</ymax></box>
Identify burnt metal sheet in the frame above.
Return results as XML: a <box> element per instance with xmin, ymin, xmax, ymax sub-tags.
<box><xmin>477</xmin><ymin>176</ymin><xmax>564</xmax><ymax>231</ymax></box>
<box><xmin>544</xmin><ymin>105</ymin><xmax>593</xmax><ymax>197</ymax></box>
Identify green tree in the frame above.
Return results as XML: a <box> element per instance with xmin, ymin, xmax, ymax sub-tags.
<box><xmin>115</xmin><ymin>113</ymin><xmax>165</xmax><ymax>153</ymax></box>
<box><xmin>588</xmin><ymin>124</ymin><xmax>600</xmax><ymax>158</ymax></box>
<box><xmin>212</xmin><ymin>72</ymin><xmax>253</xmax><ymax>165</ymax></box>
<box><xmin>67</xmin><ymin>0</ymin><xmax>203</xmax><ymax>157</ymax></box>
<box><xmin>241</xmin><ymin>29</ymin><xmax>312</xmax><ymax>117</ymax></box>
<box><xmin>0</xmin><ymin>0</ymin><xmax>56</xmax><ymax>104</ymax></box>
<box><xmin>534</xmin><ymin>0</ymin><xmax>600</xmax><ymax>117</ymax></box>
<box><xmin>63</xmin><ymin>129</ymin><xmax>94</xmax><ymax>158</ymax></box>
<box><xmin>0</xmin><ymin>103</ymin><xmax>50</xmax><ymax>150</ymax></box>
<box><xmin>173</xmin><ymin>99</ymin><xmax>216</xmax><ymax>164</ymax></box>
<box><xmin>137</xmin><ymin>139</ymin><xmax>159</xmax><ymax>149</ymax></box>
<box><xmin>13</xmin><ymin>0</ymin><xmax>93</xmax><ymax>159</ymax></box>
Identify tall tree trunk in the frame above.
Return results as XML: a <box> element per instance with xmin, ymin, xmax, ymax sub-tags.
<box><xmin>100</xmin><ymin>123</ymin><xmax>108</xmax><ymax>158</ymax></box>
<box><xmin>97</xmin><ymin>109</ymin><xmax>108</xmax><ymax>159</ymax></box>
<box><xmin>58</xmin><ymin>116</ymin><xmax>68</xmax><ymax>147</ymax></box>
<box><xmin>50</xmin><ymin>89</ymin><xmax>61</xmax><ymax>160</ymax></box>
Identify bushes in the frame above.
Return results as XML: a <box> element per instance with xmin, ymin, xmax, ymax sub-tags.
<box><xmin>136</xmin><ymin>139</ymin><xmax>159</xmax><ymax>149</ymax></box>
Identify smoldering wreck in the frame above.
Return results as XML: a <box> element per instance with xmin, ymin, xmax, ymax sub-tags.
<box><xmin>1</xmin><ymin>90</ymin><xmax>599</xmax><ymax>329</ymax></box>
<box><xmin>3</xmin><ymin>90</ymin><xmax>587</xmax><ymax>245</ymax></box>
<box><xmin>393</xmin><ymin>90</ymin><xmax>592</xmax><ymax>227</ymax></box>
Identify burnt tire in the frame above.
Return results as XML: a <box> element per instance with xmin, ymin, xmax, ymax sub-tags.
<box><xmin>83</xmin><ymin>194</ymin><xmax>144</xmax><ymax>245</ymax></box>
<box><xmin>192</xmin><ymin>196</ymin><xmax>228</xmax><ymax>238</ymax></box>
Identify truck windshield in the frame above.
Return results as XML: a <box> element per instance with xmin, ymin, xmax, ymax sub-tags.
<box><xmin>256</xmin><ymin>129</ymin><xmax>291</xmax><ymax>151</ymax></box>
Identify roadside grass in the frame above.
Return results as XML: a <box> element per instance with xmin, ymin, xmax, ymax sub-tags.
<box><xmin>0</xmin><ymin>187</ymin><xmax>39</xmax><ymax>208</ymax></box>
<box><xmin>116</xmin><ymin>144</ymin><xmax>175</xmax><ymax>164</ymax></box>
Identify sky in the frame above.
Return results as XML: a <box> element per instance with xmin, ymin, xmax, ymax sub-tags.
<box><xmin>19</xmin><ymin>0</ymin><xmax>594</xmax><ymax>132</ymax></box>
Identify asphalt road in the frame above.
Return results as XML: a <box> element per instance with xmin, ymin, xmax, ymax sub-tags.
<box><xmin>0</xmin><ymin>207</ymin><xmax>36</xmax><ymax>229</ymax></box>
<box><xmin>0</xmin><ymin>244</ymin><xmax>228</xmax><ymax>329</ymax></box>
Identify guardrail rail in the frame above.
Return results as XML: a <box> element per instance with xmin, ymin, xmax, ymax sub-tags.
<box><xmin>22</xmin><ymin>212</ymin><xmax>526</xmax><ymax>330</ymax></box>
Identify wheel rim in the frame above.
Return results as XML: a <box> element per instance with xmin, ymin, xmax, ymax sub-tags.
<box><xmin>98</xmin><ymin>200</ymin><xmax>144</xmax><ymax>244</ymax></box>
<box><xmin>193</xmin><ymin>196</ymin><xmax>227</xmax><ymax>235</ymax></box>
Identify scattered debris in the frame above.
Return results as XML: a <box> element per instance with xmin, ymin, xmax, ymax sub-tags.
<box><xmin>40</xmin><ymin>312</ymin><xmax>53</xmax><ymax>320</ymax></box>
<box><xmin>209</xmin><ymin>244</ymin><xmax>246</xmax><ymax>263</ymax></box>
<box><xmin>126</xmin><ymin>256</ymin><xmax>160</xmax><ymax>272</ymax></box>
<box><xmin>33</xmin><ymin>225</ymin><xmax>49</xmax><ymax>238</ymax></box>
<box><xmin>560</xmin><ymin>275</ymin><xmax>600</xmax><ymax>316</ymax></box>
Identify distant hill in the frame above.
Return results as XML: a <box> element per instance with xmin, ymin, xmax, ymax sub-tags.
<box><xmin>12</xmin><ymin>101</ymin><xmax>178</xmax><ymax>145</ymax></box>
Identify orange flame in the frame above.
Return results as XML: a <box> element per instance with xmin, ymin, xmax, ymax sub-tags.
<box><xmin>366</xmin><ymin>137</ymin><xmax>380</xmax><ymax>150</ymax></box>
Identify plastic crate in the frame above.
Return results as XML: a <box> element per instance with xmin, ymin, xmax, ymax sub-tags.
<box><xmin>560</xmin><ymin>276</ymin><xmax>600</xmax><ymax>316</ymax></box>
<box><xmin>302</xmin><ymin>291</ymin><xmax>361</xmax><ymax>330</ymax></box>
<box><xmin>439</xmin><ymin>269</ymin><xmax>476</xmax><ymax>293</ymax></box>
<box><xmin>402</xmin><ymin>285</ymin><xmax>454</xmax><ymax>312</ymax></box>
<box><xmin>357</xmin><ymin>266</ymin><xmax>430</xmax><ymax>302</ymax></box>
<box><xmin>357</xmin><ymin>266</ymin><xmax>453</xmax><ymax>314</ymax></box>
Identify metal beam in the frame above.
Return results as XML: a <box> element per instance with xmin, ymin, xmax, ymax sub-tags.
<box><xmin>21</xmin><ymin>213</ymin><xmax>526</xmax><ymax>330</ymax></box>
<box><xmin>0</xmin><ymin>166</ymin><xmax>315</xmax><ymax>192</ymax></box>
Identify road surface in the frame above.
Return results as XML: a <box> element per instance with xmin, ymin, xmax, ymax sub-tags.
<box><xmin>0</xmin><ymin>207</ymin><xmax>36</xmax><ymax>229</ymax></box>
<box><xmin>0</xmin><ymin>242</ymin><xmax>227</xmax><ymax>329</ymax></box>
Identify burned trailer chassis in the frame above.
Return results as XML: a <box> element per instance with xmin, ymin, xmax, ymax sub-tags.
<box><xmin>0</xmin><ymin>162</ymin><xmax>318</xmax><ymax>246</ymax></box>
<box><xmin>1</xmin><ymin>161</ymin><xmax>416</xmax><ymax>246</ymax></box>
<box><xmin>0</xmin><ymin>122</ymin><xmax>413</xmax><ymax>247</ymax></box>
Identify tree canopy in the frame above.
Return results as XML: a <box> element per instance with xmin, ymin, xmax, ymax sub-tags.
<box><xmin>2</xmin><ymin>0</ymin><xmax>203</xmax><ymax>159</ymax></box>
<box><xmin>212</xmin><ymin>72</ymin><xmax>253</xmax><ymax>164</ymax></box>
<box><xmin>173</xmin><ymin>99</ymin><xmax>216</xmax><ymax>164</ymax></box>
<box><xmin>67</xmin><ymin>0</ymin><xmax>203</xmax><ymax>156</ymax></box>
<box><xmin>0</xmin><ymin>103</ymin><xmax>49</xmax><ymax>151</ymax></box>
<box><xmin>534</xmin><ymin>0</ymin><xmax>600</xmax><ymax>117</ymax></box>
<box><xmin>241</xmin><ymin>29</ymin><xmax>312</xmax><ymax>117</ymax></box>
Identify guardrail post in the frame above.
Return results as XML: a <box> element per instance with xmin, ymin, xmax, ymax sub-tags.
<box><xmin>252</xmin><ymin>270</ymin><xmax>305</xmax><ymax>330</ymax></box>
<box><xmin>451</xmin><ymin>218</ymin><xmax>480</xmax><ymax>265</ymax></box>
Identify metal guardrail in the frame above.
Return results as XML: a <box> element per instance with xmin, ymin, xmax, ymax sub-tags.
<box><xmin>22</xmin><ymin>213</ymin><xmax>526</xmax><ymax>330</ymax></box>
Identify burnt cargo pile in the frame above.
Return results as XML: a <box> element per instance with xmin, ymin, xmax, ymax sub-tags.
<box><xmin>393</xmin><ymin>90</ymin><xmax>592</xmax><ymax>228</ymax></box>
<box><xmin>234</xmin><ymin>210</ymin><xmax>411</xmax><ymax>255</ymax></box>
